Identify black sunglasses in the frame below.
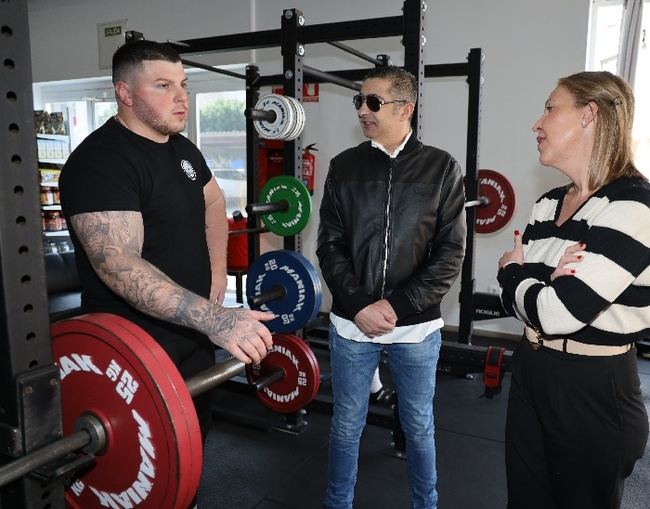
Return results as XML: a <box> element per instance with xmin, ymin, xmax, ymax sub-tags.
<box><xmin>352</xmin><ymin>93</ymin><xmax>409</xmax><ymax>112</ymax></box>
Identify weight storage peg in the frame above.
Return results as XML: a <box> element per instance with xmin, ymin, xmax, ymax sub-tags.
<box><xmin>245</xmin><ymin>175</ymin><xmax>312</xmax><ymax>237</ymax></box>
<box><xmin>475</xmin><ymin>169</ymin><xmax>516</xmax><ymax>234</ymax></box>
<box><xmin>0</xmin><ymin>313</ymin><xmax>320</xmax><ymax>509</ymax></box>
<box><xmin>245</xmin><ymin>94</ymin><xmax>305</xmax><ymax>141</ymax></box>
<box><xmin>246</xmin><ymin>250</ymin><xmax>322</xmax><ymax>333</ymax></box>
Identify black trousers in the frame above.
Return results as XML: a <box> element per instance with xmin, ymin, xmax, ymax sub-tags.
<box><xmin>164</xmin><ymin>335</ymin><xmax>216</xmax><ymax>509</ymax></box>
<box><xmin>164</xmin><ymin>338</ymin><xmax>216</xmax><ymax>442</ymax></box>
<box><xmin>506</xmin><ymin>339</ymin><xmax>648</xmax><ymax>509</ymax></box>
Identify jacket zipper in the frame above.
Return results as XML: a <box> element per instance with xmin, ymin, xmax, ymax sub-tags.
<box><xmin>380</xmin><ymin>159</ymin><xmax>394</xmax><ymax>298</ymax></box>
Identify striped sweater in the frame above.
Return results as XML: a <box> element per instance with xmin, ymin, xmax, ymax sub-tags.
<box><xmin>497</xmin><ymin>176</ymin><xmax>650</xmax><ymax>346</ymax></box>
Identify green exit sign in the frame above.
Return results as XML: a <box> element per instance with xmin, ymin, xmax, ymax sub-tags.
<box><xmin>104</xmin><ymin>26</ymin><xmax>122</xmax><ymax>37</ymax></box>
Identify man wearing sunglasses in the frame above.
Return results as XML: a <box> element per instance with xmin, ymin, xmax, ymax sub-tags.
<box><xmin>317</xmin><ymin>66</ymin><xmax>466</xmax><ymax>509</ymax></box>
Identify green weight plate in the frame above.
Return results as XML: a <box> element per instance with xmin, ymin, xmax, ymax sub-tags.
<box><xmin>258</xmin><ymin>175</ymin><xmax>312</xmax><ymax>236</ymax></box>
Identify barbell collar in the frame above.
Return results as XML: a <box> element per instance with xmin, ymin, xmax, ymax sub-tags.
<box><xmin>245</xmin><ymin>108</ymin><xmax>277</xmax><ymax>123</ymax></box>
<box><xmin>246</xmin><ymin>200</ymin><xmax>289</xmax><ymax>216</ymax></box>
<box><xmin>249</xmin><ymin>284</ymin><xmax>286</xmax><ymax>307</ymax></box>
<box><xmin>74</xmin><ymin>412</ymin><xmax>108</xmax><ymax>455</ymax></box>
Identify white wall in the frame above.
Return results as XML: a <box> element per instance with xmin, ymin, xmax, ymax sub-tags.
<box><xmin>27</xmin><ymin>0</ymin><xmax>591</xmax><ymax>337</ymax></box>
<box><xmin>27</xmin><ymin>0</ymin><xmax>255</xmax><ymax>82</ymax></box>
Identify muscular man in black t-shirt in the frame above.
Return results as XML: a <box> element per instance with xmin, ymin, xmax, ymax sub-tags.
<box><xmin>60</xmin><ymin>41</ymin><xmax>273</xmax><ymax>449</ymax></box>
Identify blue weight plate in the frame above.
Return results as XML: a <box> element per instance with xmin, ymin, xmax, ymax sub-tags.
<box><xmin>246</xmin><ymin>250</ymin><xmax>321</xmax><ymax>333</ymax></box>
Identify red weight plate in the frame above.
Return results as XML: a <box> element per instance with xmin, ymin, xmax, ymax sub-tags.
<box><xmin>51</xmin><ymin>313</ymin><xmax>202</xmax><ymax>509</ymax></box>
<box><xmin>246</xmin><ymin>333</ymin><xmax>320</xmax><ymax>413</ymax></box>
<box><xmin>475</xmin><ymin>169</ymin><xmax>516</xmax><ymax>234</ymax></box>
<box><xmin>92</xmin><ymin>314</ymin><xmax>203</xmax><ymax>509</ymax></box>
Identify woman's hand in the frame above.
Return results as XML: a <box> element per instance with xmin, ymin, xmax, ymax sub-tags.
<box><xmin>499</xmin><ymin>230</ymin><xmax>523</xmax><ymax>270</ymax></box>
<box><xmin>550</xmin><ymin>242</ymin><xmax>585</xmax><ymax>281</ymax></box>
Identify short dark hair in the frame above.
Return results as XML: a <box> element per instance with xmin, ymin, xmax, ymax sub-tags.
<box><xmin>112</xmin><ymin>40</ymin><xmax>181</xmax><ymax>84</ymax></box>
<box><xmin>363</xmin><ymin>66</ymin><xmax>418</xmax><ymax>104</ymax></box>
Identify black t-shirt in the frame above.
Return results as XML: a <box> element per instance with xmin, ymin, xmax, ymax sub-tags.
<box><xmin>60</xmin><ymin>117</ymin><xmax>214</xmax><ymax>356</ymax></box>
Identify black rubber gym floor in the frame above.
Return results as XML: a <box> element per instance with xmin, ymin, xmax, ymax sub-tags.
<box><xmin>198</xmin><ymin>346</ymin><xmax>650</xmax><ymax>509</ymax></box>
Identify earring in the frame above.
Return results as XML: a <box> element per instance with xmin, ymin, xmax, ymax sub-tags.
<box><xmin>581</xmin><ymin>120</ymin><xmax>587</xmax><ymax>128</ymax></box>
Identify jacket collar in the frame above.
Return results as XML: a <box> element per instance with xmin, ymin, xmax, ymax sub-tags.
<box><xmin>371</xmin><ymin>130</ymin><xmax>412</xmax><ymax>158</ymax></box>
<box><xmin>369</xmin><ymin>129</ymin><xmax>421</xmax><ymax>159</ymax></box>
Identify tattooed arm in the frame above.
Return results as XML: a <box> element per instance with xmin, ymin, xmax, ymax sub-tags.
<box><xmin>69</xmin><ymin>211</ymin><xmax>273</xmax><ymax>364</ymax></box>
<box><xmin>204</xmin><ymin>178</ymin><xmax>228</xmax><ymax>305</ymax></box>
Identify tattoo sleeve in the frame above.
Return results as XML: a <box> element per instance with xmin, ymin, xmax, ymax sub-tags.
<box><xmin>70</xmin><ymin>211</ymin><xmax>241</xmax><ymax>341</ymax></box>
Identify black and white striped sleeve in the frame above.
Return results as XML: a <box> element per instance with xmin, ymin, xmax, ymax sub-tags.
<box><xmin>498</xmin><ymin>195</ymin><xmax>650</xmax><ymax>335</ymax></box>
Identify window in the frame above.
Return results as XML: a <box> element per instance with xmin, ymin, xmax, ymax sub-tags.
<box><xmin>587</xmin><ymin>0</ymin><xmax>624</xmax><ymax>71</ymax></box>
<box><xmin>196</xmin><ymin>90</ymin><xmax>247</xmax><ymax>215</ymax></box>
<box><xmin>632</xmin><ymin>4</ymin><xmax>649</xmax><ymax>170</ymax></box>
<box><xmin>93</xmin><ymin>101</ymin><xmax>117</xmax><ymax>130</ymax></box>
<box><xmin>587</xmin><ymin>0</ymin><xmax>650</xmax><ymax>173</ymax></box>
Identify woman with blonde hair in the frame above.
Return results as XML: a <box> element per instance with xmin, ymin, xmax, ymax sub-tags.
<box><xmin>498</xmin><ymin>71</ymin><xmax>649</xmax><ymax>509</ymax></box>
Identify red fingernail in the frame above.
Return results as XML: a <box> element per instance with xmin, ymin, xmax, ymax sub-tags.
<box><xmin>577</xmin><ymin>255</ymin><xmax>583</xmax><ymax>260</ymax></box>
<box><xmin>571</xmin><ymin>269</ymin><xmax>576</xmax><ymax>274</ymax></box>
<box><xmin>514</xmin><ymin>230</ymin><xmax>520</xmax><ymax>236</ymax></box>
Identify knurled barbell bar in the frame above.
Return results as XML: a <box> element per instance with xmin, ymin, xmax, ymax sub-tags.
<box><xmin>0</xmin><ymin>313</ymin><xmax>320</xmax><ymax>509</ymax></box>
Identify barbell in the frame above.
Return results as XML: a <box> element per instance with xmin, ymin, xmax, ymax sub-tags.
<box><xmin>0</xmin><ymin>313</ymin><xmax>320</xmax><ymax>508</ymax></box>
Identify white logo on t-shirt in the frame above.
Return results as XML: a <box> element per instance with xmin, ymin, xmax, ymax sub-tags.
<box><xmin>181</xmin><ymin>160</ymin><xmax>197</xmax><ymax>181</ymax></box>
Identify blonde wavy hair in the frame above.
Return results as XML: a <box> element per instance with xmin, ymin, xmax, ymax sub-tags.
<box><xmin>558</xmin><ymin>71</ymin><xmax>644</xmax><ymax>190</ymax></box>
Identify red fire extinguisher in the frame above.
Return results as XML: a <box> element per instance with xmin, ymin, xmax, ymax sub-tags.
<box><xmin>302</xmin><ymin>143</ymin><xmax>318</xmax><ymax>194</ymax></box>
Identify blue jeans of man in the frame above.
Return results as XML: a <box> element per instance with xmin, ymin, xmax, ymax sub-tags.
<box><xmin>324</xmin><ymin>324</ymin><xmax>441</xmax><ymax>509</ymax></box>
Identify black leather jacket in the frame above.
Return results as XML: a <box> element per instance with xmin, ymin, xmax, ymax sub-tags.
<box><xmin>317</xmin><ymin>135</ymin><xmax>466</xmax><ymax>326</ymax></box>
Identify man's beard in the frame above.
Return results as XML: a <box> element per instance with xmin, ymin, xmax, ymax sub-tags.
<box><xmin>133</xmin><ymin>101</ymin><xmax>186</xmax><ymax>136</ymax></box>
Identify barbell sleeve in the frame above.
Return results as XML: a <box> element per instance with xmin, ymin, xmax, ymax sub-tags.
<box><xmin>185</xmin><ymin>360</ymin><xmax>287</xmax><ymax>398</ymax></box>
<box><xmin>0</xmin><ymin>421</ymin><xmax>101</xmax><ymax>489</ymax></box>
<box><xmin>249</xmin><ymin>285</ymin><xmax>286</xmax><ymax>307</ymax></box>
<box><xmin>246</xmin><ymin>200</ymin><xmax>289</xmax><ymax>216</ymax></box>
<box><xmin>245</xmin><ymin>108</ymin><xmax>277</xmax><ymax>123</ymax></box>
<box><xmin>186</xmin><ymin>357</ymin><xmax>246</xmax><ymax>397</ymax></box>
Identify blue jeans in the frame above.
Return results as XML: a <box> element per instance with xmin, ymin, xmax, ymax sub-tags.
<box><xmin>324</xmin><ymin>324</ymin><xmax>442</xmax><ymax>509</ymax></box>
